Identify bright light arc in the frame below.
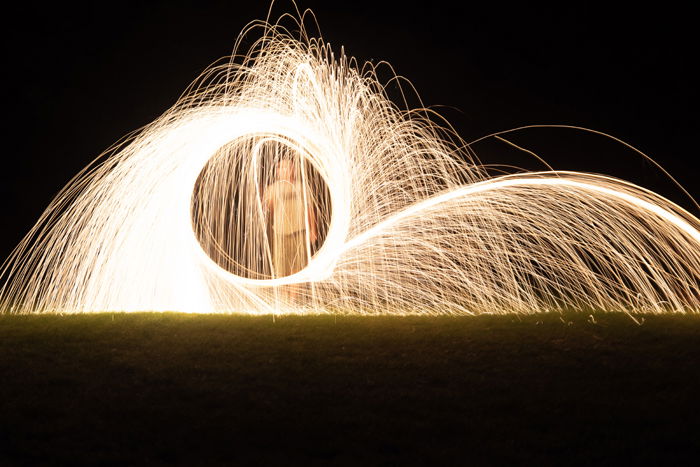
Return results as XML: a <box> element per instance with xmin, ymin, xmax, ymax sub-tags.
<box><xmin>1</xmin><ymin>16</ymin><xmax>698</xmax><ymax>315</ymax></box>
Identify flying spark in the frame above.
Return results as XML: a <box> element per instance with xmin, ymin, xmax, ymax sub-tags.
<box><xmin>1</xmin><ymin>12</ymin><xmax>698</xmax><ymax>314</ymax></box>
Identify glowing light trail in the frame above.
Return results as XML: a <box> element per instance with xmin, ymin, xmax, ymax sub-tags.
<box><xmin>341</xmin><ymin>174</ymin><xmax>700</xmax><ymax>254</ymax></box>
<box><xmin>1</xmin><ymin>12</ymin><xmax>698</xmax><ymax>314</ymax></box>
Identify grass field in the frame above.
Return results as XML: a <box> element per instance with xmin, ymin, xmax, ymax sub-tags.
<box><xmin>1</xmin><ymin>312</ymin><xmax>699</xmax><ymax>465</ymax></box>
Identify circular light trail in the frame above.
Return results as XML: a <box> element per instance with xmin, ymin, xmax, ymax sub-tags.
<box><xmin>1</xmin><ymin>14</ymin><xmax>698</xmax><ymax>314</ymax></box>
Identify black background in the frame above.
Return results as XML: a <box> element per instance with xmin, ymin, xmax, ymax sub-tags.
<box><xmin>3</xmin><ymin>1</ymin><xmax>698</xmax><ymax>259</ymax></box>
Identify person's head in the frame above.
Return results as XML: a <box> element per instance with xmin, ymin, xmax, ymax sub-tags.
<box><xmin>276</xmin><ymin>158</ymin><xmax>298</xmax><ymax>182</ymax></box>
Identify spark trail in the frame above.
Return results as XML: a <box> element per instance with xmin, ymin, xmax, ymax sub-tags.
<box><xmin>1</xmin><ymin>13</ymin><xmax>698</xmax><ymax>314</ymax></box>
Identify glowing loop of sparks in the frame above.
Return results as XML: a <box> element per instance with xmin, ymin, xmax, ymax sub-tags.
<box><xmin>1</xmin><ymin>16</ymin><xmax>698</xmax><ymax>314</ymax></box>
<box><xmin>183</xmin><ymin>110</ymin><xmax>346</xmax><ymax>287</ymax></box>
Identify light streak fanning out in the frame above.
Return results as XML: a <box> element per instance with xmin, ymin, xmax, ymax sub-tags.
<box><xmin>1</xmin><ymin>15</ymin><xmax>699</xmax><ymax>314</ymax></box>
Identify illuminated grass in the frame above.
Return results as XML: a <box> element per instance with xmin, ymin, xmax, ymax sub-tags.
<box><xmin>1</xmin><ymin>312</ymin><xmax>699</xmax><ymax>464</ymax></box>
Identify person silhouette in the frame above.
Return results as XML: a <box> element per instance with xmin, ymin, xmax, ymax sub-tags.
<box><xmin>263</xmin><ymin>157</ymin><xmax>317</xmax><ymax>284</ymax></box>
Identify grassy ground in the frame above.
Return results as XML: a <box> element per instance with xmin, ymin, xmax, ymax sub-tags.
<box><xmin>1</xmin><ymin>312</ymin><xmax>699</xmax><ymax>465</ymax></box>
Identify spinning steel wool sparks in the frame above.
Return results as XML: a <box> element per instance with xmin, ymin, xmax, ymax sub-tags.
<box><xmin>1</xmin><ymin>13</ymin><xmax>699</xmax><ymax>315</ymax></box>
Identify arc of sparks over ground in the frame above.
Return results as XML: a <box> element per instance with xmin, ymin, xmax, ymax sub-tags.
<box><xmin>1</xmin><ymin>10</ymin><xmax>698</xmax><ymax>315</ymax></box>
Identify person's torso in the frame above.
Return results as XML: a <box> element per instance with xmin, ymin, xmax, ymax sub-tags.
<box><xmin>270</xmin><ymin>181</ymin><xmax>307</xmax><ymax>235</ymax></box>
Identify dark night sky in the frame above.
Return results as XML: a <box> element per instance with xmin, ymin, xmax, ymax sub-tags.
<box><xmin>3</xmin><ymin>1</ymin><xmax>698</xmax><ymax>259</ymax></box>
